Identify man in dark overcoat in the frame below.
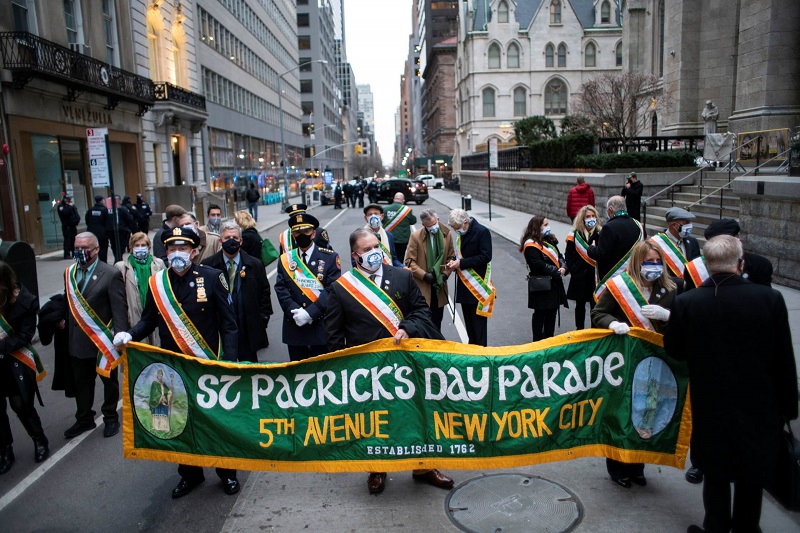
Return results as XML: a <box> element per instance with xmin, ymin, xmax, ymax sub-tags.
<box><xmin>587</xmin><ymin>195</ymin><xmax>643</xmax><ymax>284</ymax></box>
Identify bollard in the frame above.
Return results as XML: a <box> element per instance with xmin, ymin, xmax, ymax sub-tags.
<box><xmin>463</xmin><ymin>194</ymin><xmax>472</xmax><ymax>211</ymax></box>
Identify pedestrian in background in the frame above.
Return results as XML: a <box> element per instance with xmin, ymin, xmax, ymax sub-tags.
<box><xmin>383</xmin><ymin>192</ymin><xmax>416</xmax><ymax>261</ymax></box>
<box><xmin>621</xmin><ymin>172</ymin><xmax>643</xmax><ymax>221</ymax></box>
<box><xmin>356</xmin><ymin>178</ymin><xmax>365</xmax><ymax>208</ymax></box>
<box><xmin>245</xmin><ymin>182</ymin><xmax>260</xmax><ymax>222</ymax></box>
<box><xmin>57</xmin><ymin>194</ymin><xmax>80</xmax><ymax>260</ymax></box>
<box><xmin>108</xmin><ymin>196</ymin><xmax>136</xmax><ymax>263</ymax></box>
<box><xmin>333</xmin><ymin>180</ymin><xmax>343</xmax><ymax>209</ymax></box>
<box><xmin>85</xmin><ymin>195</ymin><xmax>110</xmax><ymax>263</ymax></box>
<box><xmin>665</xmin><ymin>235</ymin><xmax>797</xmax><ymax>533</ymax></box>
<box><xmin>234</xmin><ymin>210</ymin><xmax>262</xmax><ymax>260</ymax></box>
<box><xmin>566</xmin><ymin>176</ymin><xmax>595</xmax><ymax>222</ymax></box>
<box><xmin>343</xmin><ymin>180</ymin><xmax>354</xmax><ymax>208</ymax></box>
<box><xmin>152</xmin><ymin>204</ymin><xmax>187</xmax><ymax>263</ymax></box>
<box><xmin>200</xmin><ymin>204</ymin><xmax>223</xmax><ymax>236</ymax></box>
<box><xmin>135</xmin><ymin>193</ymin><xmax>153</xmax><ymax>233</ymax></box>
<box><xmin>565</xmin><ymin>205</ymin><xmax>601</xmax><ymax>329</ymax></box>
<box><xmin>520</xmin><ymin>216</ymin><xmax>567</xmax><ymax>341</ymax></box>
<box><xmin>178</xmin><ymin>213</ymin><xmax>220</xmax><ymax>264</ymax></box>
<box><xmin>591</xmin><ymin>240</ymin><xmax>677</xmax><ymax>489</ymax></box>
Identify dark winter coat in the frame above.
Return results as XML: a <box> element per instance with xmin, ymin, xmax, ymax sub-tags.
<box><xmin>524</xmin><ymin>242</ymin><xmax>567</xmax><ymax>310</ymax></box>
<box><xmin>1</xmin><ymin>285</ymin><xmax>40</xmax><ymax>403</ymax></box>
<box><xmin>565</xmin><ymin>229</ymin><xmax>599</xmax><ymax>302</ymax></box>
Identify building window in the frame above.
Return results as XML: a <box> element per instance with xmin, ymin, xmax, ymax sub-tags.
<box><xmin>63</xmin><ymin>0</ymin><xmax>80</xmax><ymax>44</ymax></box>
<box><xmin>482</xmin><ymin>88</ymin><xmax>495</xmax><ymax>117</ymax></box>
<box><xmin>297</xmin><ymin>13</ymin><xmax>309</xmax><ymax>27</ymax></box>
<box><xmin>513</xmin><ymin>87</ymin><xmax>526</xmax><ymax>116</ymax></box>
<box><xmin>616</xmin><ymin>42</ymin><xmax>623</xmax><ymax>66</ymax></box>
<box><xmin>101</xmin><ymin>0</ymin><xmax>119</xmax><ymax>65</ymax></box>
<box><xmin>550</xmin><ymin>0</ymin><xmax>561</xmax><ymax>24</ymax></box>
<box><xmin>488</xmin><ymin>43</ymin><xmax>501</xmax><ymax>69</ymax></box>
<box><xmin>300</xmin><ymin>80</ymin><xmax>313</xmax><ymax>93</ymax></box>
<box><xmin>585</xmin><ymin>42</ymin><xmax>596</xmax><ymax>67</ymax></box>
<box><xmin>656</xmin><ymin>0</ymin><xmax>665</xmax><ymax>77</ymax></box>
<box><xmin>545</xmin><ymin>79</ymin><xmax>567</xmax><ymax>115</ymax></box>
<box><xmin>545</xmin><ymin>44</ymin><xmax>554</xmax><ymax>67</ymax></box>
<box><xmin>12</xmin><ymin>0</ymin><xmax>36</xmax><ymax>33</ymax></box>
<box><xmin>146</xmin><ymin>5</ymin><xmax>163</xmax><ymax>80</ymax></box>
<box><xmin>298</xmin><ymin>35</ymin><xmax>311</xmax><ymax>50</ymax></box>
<box><xmin>651</xmin><ymin>112</ymin><xmax>658</xmax><ymax>136</ymax></box>
<box><xmin>299</xmin><ymin>58</ymin><xmax>312</xmax><ymax>72</ymax></box>
<box><xmin>498</xmin><ymin>1</ymin><xmax>509</xmax><ymax>23</ymax></box>
<box><xmin>507</xmin><ymin>43</ymin><xmax>519</xmax><ymax>68</ymax></box>
<box><xmin>601</xmin><ymin>1</ymin><xmax>611</xmax><ymax>23</ymax></box>
<box><xmin>301</xmin><ymin>101</ymin><xmax>314</xmax><ymax>115</ymax></box>
<box><xmin>557</xmin><ymin>43</ymin><xmax>566</xmax><ymax>67</ymax></box>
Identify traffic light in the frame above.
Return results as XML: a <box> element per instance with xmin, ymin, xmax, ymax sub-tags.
<box><xmin>355</xmin><ymin>144</ymin><xmax>362</xmax><ymax>155</ymax></box>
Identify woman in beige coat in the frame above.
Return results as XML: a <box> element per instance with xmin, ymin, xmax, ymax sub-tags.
<box><xmin>114</xmin><ymin>232</ymin><xmax>166</xmax><ymax>346</ymax></box>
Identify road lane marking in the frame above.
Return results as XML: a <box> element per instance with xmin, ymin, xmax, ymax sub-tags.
<box><xmin>447</xmin><ymin>293</ymin><xmax>469</xmax><ymax>344</ymax></box>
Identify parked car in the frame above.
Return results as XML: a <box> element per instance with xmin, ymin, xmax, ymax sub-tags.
<box><xmin>417</xmin><ymin>174</ymin><xmax>444</xmax><ymax>189</ymax></box>
<box><xmin>410</xmin><ymin>180</ymin><xmax>429</xmax><ymax>204</ymax></box>
<box><xmin>377</xmin><ymin>178</ymin><xmax>428</xmax><ymax>204</ymax></box>
<box><xmin>319</xmin><ymin>185</ymin><xmax>335</xmax><ymax>205</ymax></box>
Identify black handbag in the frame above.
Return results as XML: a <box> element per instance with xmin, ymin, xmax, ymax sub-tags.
<box><xmin>767</xmin><ymin>422</ymin><xmax>800</xmax><ymax>511</ymax></box>
<box><xmin>527</xmin><ymin>274</ymin><xmax>551</xmax><ymax>292</ymax></box>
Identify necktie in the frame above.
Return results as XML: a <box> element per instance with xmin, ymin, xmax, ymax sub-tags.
<box><xmin>431</xmin><ymin>234</ymin><xmax>438</xmax><ymax>257</ymax></box>
<box><xmin>227</xmin><ymin>260</ymin><xmax>236</xmax><ymax>294</ymax></box>
<box><xmin>369</xmin><ymin>274</ymin><xmax>376</xmax><ymax>283</ymax></box>
<box><xmin>302</xmin><ymin>252</ymin><xmax>308</xmax><ymax>266</ymax></box>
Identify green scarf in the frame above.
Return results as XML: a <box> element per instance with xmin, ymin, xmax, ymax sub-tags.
<box><xmin>129</xmin><ymin>254</ymin><xmax>152</xmax><ymax>308</ymax></box>
<box><xmin>425</xmin><ymin>228</ymin><xmax>446</xmax><ymax>293</ymax></box>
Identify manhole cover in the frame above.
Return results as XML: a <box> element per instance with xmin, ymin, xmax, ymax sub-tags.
<box><xmin>446</xmin><ymin>473</ymin><xmax>583</xmax><ymax>533</ymax></box>
<box><xmin>476</xmin><ymin>212</ymin><xmax>504</xmax><ymax>219</ymax></box>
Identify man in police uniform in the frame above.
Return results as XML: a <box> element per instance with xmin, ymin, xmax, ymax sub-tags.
<box><xmin>114</xmin><ymin>227</ymin><xmax>240</xmax><ymax>499</ymax></box>
<box><xmin>85</xmin><ymin>195</ymin><xmax>110</xmax><ymax>262</ymax></box>
<box><xmin>277</xmin><ymin>203</ymin><xmax>331</xmax><ymax>253</ymax></box>
<box><xmin>135</xmin><ymin>193</ymin><xmax>153</xmax><ymax>233</ymax></box>
<box><xmin>57</xmin><ymin>194</ymin><xmax>80</xmax><ymax>259</ymax></box>
<box><xmin>274</xmin><ymin>212</ymin><xmax>340</xmax><ymax>361</ymax></box>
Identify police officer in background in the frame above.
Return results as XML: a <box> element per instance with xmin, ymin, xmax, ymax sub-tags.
<box><xmin>108</xmin><ymin>196</ymin><xmax>136</xmax><ymax>262</ymax></box>
<box><xmin>278</xmin><ymin>204</ymin><xmax>331</xmax><ymax>253</ymax></box>
<box><xmin>57</xmin><ymin>194</ymin><xmax>80</xmax><ymax>259</ymax></box>
<box><xmin>85</xmin><ymin>195</ymin><xmax>110</xmax><ymax>263</ymax></box>
<box><xmin>114</xmin><ymin>227</ymin><xmax>240</xmax><ymax>499</ymax></box>
<box><xmin>135</xmin><ymin>193</ymin><xmax>153</xmax><ymax>233</ymax></box>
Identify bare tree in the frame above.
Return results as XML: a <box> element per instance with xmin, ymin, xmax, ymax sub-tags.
<box><xmin>351</xmin><ymin>154</ymin><xmax>383</xmax><ymax>178</ymax></box>
<box><xmin>574</xmin><ymin>72</ymin><xmax>672</xmax><ymax>148</ymax></box>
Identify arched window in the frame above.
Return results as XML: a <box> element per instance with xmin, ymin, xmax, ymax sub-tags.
<box><xmin>513</xmin><ymin>87</ymin><xmax>526</xmax><ymax>116</ymax></box>
<box><xmin>507</xmin><ymin>43</ymin><xmax>520</xmax><ymax>68</ymax></box>
<box><xmin>498</xmin><ymin>1</ymin><xmax>509</xmax><ymax>23</ymax></box>
<box><xmin>585</xmin><ymin>42</ymin><xmax>596</xmax><ymax>67</ymax></box>
<box><xmin>656</xmin><ymin>0</ymin><xmax>665</xmax><ymax>77</ymax></box>
<box><xmin>545</xmin><ymin>79</ymin><xmax>567</xmax><ymax>115</ymax></box>
<box><xmin>488</xmin><ymin>43</ymin><xmax>501</xmax><ymax>69</ymax></box>
<box><xmin>651</xmin><ymin>112</ymin><xmax>658</xmax><ymax>136</ymax></box>
<box><xmin>146</xmin><ymin>5</ymin><xmax>164</xmax><ymax>81</ymax></box>
<box><xmin>550</xmin><ymin>0</ymin><xmax>561</xmax><ymax>24</ymax></box>
<box><xmin>483</xmin><ymin>88</ymin><xmax>495</xmax><ymax>117</ymax></box>
<box><xmin>615</xmin><ymin>42</ymin><xmax>623</xmax><ymax>66</ymax></box>
<box><xmin>601</xmin><ymin>1</ymin><xmax>611</xmax><ymax>24</ymax></box>
<box><xmin>545</xmin><ymin>44</ymin><xmax>554</xmax><ymax>67</ymax></box>
<box><xmin>557</xmin><ymin>43</ymin><xmax>566</xmax><ymax>67</ymax></box>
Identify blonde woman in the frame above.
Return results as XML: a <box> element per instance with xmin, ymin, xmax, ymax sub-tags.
<box><xmin>114</xmin><ymin>232</ymin><xmax>166</xmax><ymax>346</ymax></box>
<box><xmin>234</xmin><ymin>210</ymin><xmax>263</xmax><ymax>259</ymax></box>
<box><xmin>565</xmin><ymin>205</ymin><xmax>602</xmax><ymax>329</ymax></box>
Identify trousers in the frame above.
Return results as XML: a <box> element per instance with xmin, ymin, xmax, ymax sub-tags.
<box><xmin>71</xmin><ymin>357</ymin><xmax>119</xmax><ymax>425</ymax></box>
<box><xmin>702</xmin><ymin>474</ymin><xmax>763</xmax><ymax>532</ymax></box>
<box><xmin>460</xmin><ymin>304</ymin><xmax>487</xmax><ymax>346</ymax></box>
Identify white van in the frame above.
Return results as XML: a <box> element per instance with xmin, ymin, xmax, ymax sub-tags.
<box><xmin>417</xmin><ymin>174</ymin><xmax>444</xmax><ymax>189</ymax></box>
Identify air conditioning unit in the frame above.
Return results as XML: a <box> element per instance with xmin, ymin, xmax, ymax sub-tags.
<box><xmin>68</xmin><ymin>42</ymin><xmax>91</xmax><ymax>56</ymax></box>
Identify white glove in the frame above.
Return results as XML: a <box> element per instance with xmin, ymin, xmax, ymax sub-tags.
<box><xmin>609</xmin><ymin>321</ymin><xmax>630</xmax><ymax>335</ymax></box>
<box><xmin>641</xmin><ymin>305</ymin><xmax>670</xmax><ymax>322</ymax></box>
<box><xmin>291</xmin><ymin>308</ymin><xmax>313</xmax><ymax>327</ymax></box>
<box><xmin>113</xmin><ymin>332</ymin><xmax>132</xmax><ymax>346</ymax></box>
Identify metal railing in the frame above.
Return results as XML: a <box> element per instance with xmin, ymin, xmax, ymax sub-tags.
<box><xmin>461</xmin><ymin>146</ymin><xmax>530</xmax><ymax>171</ymax></box>
<box><xmin>599</xmin><ymin>135</ymin><xmax>704</xmax><ymax>153</ymax></box>
<box><xmin>153</xmin><ymin>82</ymin><xmax>206</xmax><ymax>111</ymax></box>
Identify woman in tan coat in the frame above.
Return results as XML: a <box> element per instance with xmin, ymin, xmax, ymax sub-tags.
<box><xmin>114</xmin><ymin>232</ymin><xmax>166</xmax><ymax>346</ymax></box>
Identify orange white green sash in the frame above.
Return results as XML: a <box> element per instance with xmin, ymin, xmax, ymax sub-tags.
<box><xmin>522</xmin><ymin>239</ymin><xmax>559</xmax><ymax>266</ymax></box>
<box><xmin>383</xmin><ymin>205</ymin><xmax>412</xmax><ymax>232</ymax></box>
<box><xmin>565</xmin><ymin>231</ymin><xmax>596</xmax><ymax>267</ymax></box>
<box><xmin>594</xmin><ymin>219</ymin><xmax>644</xmax><ymax>301</ymax></box>
<box><xmin>604</xmin><ymin>273</ymin><xmax>654</xmax><ymax>331</ymax></box>
<box><xmin>149</xmin><ymin>270</ymin><xmax>219</xmax><ymax>360</ymax></box>
<box><xmin>337</xmin><ymin>269</ymin><xmax>404</xmax><ymax>335</ymax></box>
<box><xmin>685</xmin><ymin>256</ymin><xmax>710</xmax><ymax>287</ymax></box>
<box><xmin>455</xmin><ymin>235</ymin><xmax>495</xmax><ymax>318</ymax></box>
<box><xmin>0</xmin><ymin>312</ymin><xmax>46</xmax><ymax>382</ymax></box>
<box><xmin>65</xmin><ymin>265</ymin><xmax>120</xmax><ymax>377</ymax></box>
<box><xmin>279</xmin><ymin>229</ymin><xmax>294</xmax><ymax>253</ymax></box>
<box><xmin>280</xmin><ymin>249</ymin><xmax>323</xmax><ymax>302</ymax></box>
<box><xmin>650</xmin><ymin>233</ymin><xmax>687</xmax><ymax>278</ymax></box>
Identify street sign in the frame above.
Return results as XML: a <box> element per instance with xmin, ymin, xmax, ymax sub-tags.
<box><xmin>427</xmin><ymin>158</ymin><xmax>432</xmax><ymax>172</ymax></box>
<box><xmin>86</xmin><ymin>128</ymin><xmax>110</xmax><ymax>187</ymax></box>
<box><xmin>324</xmin><ymin>170</ymin><xmax>333</xmax><ymax>185</ymax></box>
<box><xmin>489</xmin><ymin>138</ymin><xmax>498</xmax><ymax>169</ymax></box>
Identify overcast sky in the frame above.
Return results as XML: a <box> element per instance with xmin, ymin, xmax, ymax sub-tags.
<box><xmin>345</xmin><ymin>0</ymin><xmax>413</xmax><ymax>166</ymax></box>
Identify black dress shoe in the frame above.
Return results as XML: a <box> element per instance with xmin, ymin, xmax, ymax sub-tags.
<box><xmin>172</xmin><ymin>477</ymin><xmax>204</xmax><ymax>499</ymax></box>
<box><xmin>685</xmin><ymin>467</ymin><xmax>704</xmax><ymax>484</ymax></box>
<box><xmin>0</xmin><ymin>445</ymin><xmax>15</xmax><ymax>475</ymax></box>
<box><xmin>64</xmin><ymin>422</ymin><xmax>96</xmax><ymax>438</ymax></box>
<box><xmin>222</xmin><ymin>478</ymin><xmax>240</xmax><ymax>495</ymax></box>
<box><xmin>33</xmin><ymin>437</ymin><xmax>49</xmax><ymax>463</ymax></box>
<box><xmin>367</xmin><ymin>473</ymin><xmax>386</xmax><ymax>494</ymax></box>
<box><xmin>612</xmin><ymin>477</ymin><xmax>632</xmax><ymax>488</ymax></box>
<box><xmin>412</xmin><ymin>469</ymin><xmax>455</xmax><ymax>489</ymax></box>
<box><xmin>631</xmin><ymin>475</ymin><xmax>647</xmax><ymax>486</ymax></box>
<box><xmin>103</xmin><ymin>421</ymin><xmax>120</xmax><ymax>438</ymax></box>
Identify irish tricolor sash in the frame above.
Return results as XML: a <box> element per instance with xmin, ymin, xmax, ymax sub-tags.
<box><xmin>650</xmin><ymin>233</ymin><xmax>687</xmax><ymax>278</ymax></box>
<box><xmin>594</xmin><ymin>219</ymin><xmax>644</xmax><ymax>301</ymax></box>
<box><xmin>280</xmin><ymin>250</ymin><xmax>323</xmax><ymax>302</ymax></box>
<box><xmin>604</xmin><ymin>273</ymin><xmax>654</xmax><ymax>331</ymax></box>
<box><xmin>65</xmin><ymin>265</ymin><xmax>120</xmax><ymax>377</ymax></box>
<box><xmin>522</xmin><ymin>239</ymin><xmax>559</xmax><ymax>266</ymax></box>
<box><xmin>383</xmin><ymin>205</ymin><xmax>412</xmax><ymax>232</ymax></box>
<box><xmin>0</xmin><ymin>313</ymin><xmax>45</xmax><ymax>382</ymax></box>
<box><xmin>455</xmin><ymin>235</ymin><xmax>495</xmax><ymax>318</ymax></box>
<box><xmin>565</xmin><ymin>231</ymin><xmax>596</xmax><ymax>268</ymax></box>
<box><xmin>278</xmin><ymin>229</ymin><xmax>294</xmax><ymax>253</ymax></box>
<box><xmin>338</xmin><ymin>269</ymin><xmax>404</xmax><ymax>335</ymax></box>
<box><xmin>685</xmin><ymin>256</ymin><xmax>710</xmax><ymax>287</ymax></box>
<box><xmin>149</xmin><ymin>270</ymin><xmax>219</xmax><ymax>360</ymax></box>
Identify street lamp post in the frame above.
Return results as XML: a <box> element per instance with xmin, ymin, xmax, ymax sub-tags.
<box><xmin>278</xmin><ymin>59</ymin><xmax>327</xmax><ymax>210</ymax></box>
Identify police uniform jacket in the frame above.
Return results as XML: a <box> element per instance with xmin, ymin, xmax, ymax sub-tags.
<box><xmin>587</xmin><ymin>213</ymin><xmax>641</xmax><ymax>280</ymax></box>
<box><xmin>58</xmin><ymin>202</ymin><xmax>80</xmax><ymax>228</ymax></box>
<box><xmin>202</xmin><ymin>250</ymin><xmax>272</xmax><ymax>353</ymax></box>
<box><xmin>453</xmin><ymin>218</ymin><xmax>492</xmax><ymax>306</ymax></box>
<box><xmin>1</xmin><ymin>285</ymin><xmax>40</xmax><ymax>403</ymax></box>
<box><xmin>85</xmin><ymin>202</ymin><xmax>109</xmax><ymax>240</ymax></box>
<box><xmin>128</xmin><ymin>265</ymin><xmax>238</xmax><ymax>361</ymax></box>
<box><xmin>326</xmin><ymin>264</ymin><xmax>443</xmax><ymax>351</ymax></box>
<box><xmin>275</xmin><ymin>245</ymin><xmax>341</xmax><ymax>347</ymax></box>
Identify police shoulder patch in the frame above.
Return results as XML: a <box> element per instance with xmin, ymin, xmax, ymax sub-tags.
<box><xmin>218</xmin><ymin>272</ymin><xmax>229</xmax><ymax>291</ymax></box>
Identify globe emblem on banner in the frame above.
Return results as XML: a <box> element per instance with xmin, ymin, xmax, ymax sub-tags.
<box><xmin>630</xmin><ymin>357</ymin><xmax>678</xmax><ymax>440</ymax></box>
<box><xmin>134</xmin><ymin>363</ymin><xmax>189</xmax><ymax>440</ymax></box>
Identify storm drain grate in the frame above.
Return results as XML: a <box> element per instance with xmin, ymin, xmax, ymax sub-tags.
<box><xmin>445</xmin><ymin>473</ymin><xmax>583</xmax><ymax>533</ymax></box>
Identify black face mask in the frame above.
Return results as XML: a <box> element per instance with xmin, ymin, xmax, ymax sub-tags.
<box><xmin>221</xmin><ymin>239</ymin><xmax>241</xmax><ymax>255</ymax></box>
<box><xmin>294</xmin><ymin>233</ymin><xmax>313</xmax><ymax>249</ymax></box>
<box><xmin>74</xmin><ymin>249</ymin><xmax>92</xmax><ymax>267</ymax></box>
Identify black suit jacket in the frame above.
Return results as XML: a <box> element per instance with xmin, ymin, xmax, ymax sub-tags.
<box><xmin>454</xmin><ymin>218</ymin><xmax>492</xmax><ymax>305</ymax></box>
<box><xmin>587</xmin><ymin>214</ymin><xmax>642</xmax><ymax>280</ymax></box>
<box><xmin>326</xmin><ymin>265</ymin><xmax>443</xmax><ymax>351</ymax></box>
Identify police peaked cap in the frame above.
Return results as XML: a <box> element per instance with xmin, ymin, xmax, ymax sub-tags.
<box><xmin>162</xmin><ymin>226</ymin><xmax>201</xmax><ymax>248</ymax></box>
<box><xmin>704</xmin><ymin>218</ymin><xmax>741</xmax><ymax>239</ymax></box>
<box><xmin>288</xmin><ymin>212</ymin><xmax>319</xmax><ymax>231</ymax></box>
<box><xmin>285</xmin><ymin>203</ymin><xmax>308</xmax><ymax>216</ymax></box>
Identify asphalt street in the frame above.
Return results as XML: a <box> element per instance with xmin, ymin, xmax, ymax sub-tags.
<box><xmin>0</xmin><ymin>190</ymin><xmax>798</xmax><ymax>532</ymax></box>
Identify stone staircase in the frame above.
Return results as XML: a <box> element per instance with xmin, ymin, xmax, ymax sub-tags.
<box><xmin>643</xmin><ymin>173</ymin><xmax>742</xmax><ymax>245</ymax></box>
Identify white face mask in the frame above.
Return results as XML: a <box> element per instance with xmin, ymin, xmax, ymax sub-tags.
<box><xmin>132</xmin><ymin>246</ymin><xmax>149</xmax><ymax>261</ymax></box>
<box><xmin>585</xmin><ymin>217</ymin><xmax>597</xmax><ymax>229</ymax></box>
<box><xmin>680</xmin><ymin>224</ymin><xmax>693</xmax><ymax>238</ymax></box>
<box><xmin>542</xmin><ymin>226</ymin><xmax>552</xmax><ymax>236</ymax></box>
<box><xmin>368</xmin><ymin>215</ymin><xmax>381</xmax><ymax>229</ymax></box>
<box><xmin>427</xmin><ymin>223</ymin><xmax>439</xmax><ymax>235</ymax></box>
<box><xmin>168</xmin><ymin>250</ymin><xmax>192</xmax><ymax>271</ymax></box>
<box><xmin>357</xmin><ymin>249</ymin><xmax>384</xmax><ymax>273</ymax></box>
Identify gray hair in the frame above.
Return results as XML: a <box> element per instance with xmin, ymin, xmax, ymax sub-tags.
<box><xmin>703</xmin><ymin>235</ymin><xmax>743</xmax><ymax>274</ymax></box>
<box><xmin>448</xmin><ymin>208</ymin><xmax>469</xmax><ymax>227</ymax></box>
<box><xmin>75</xmin><ymin>232</ymin><xmax>98</xmax><ymax>247</ymax></box>
<box><xmin>607</xmin><ymin>195</ymin><xmax>626</xmax><ymax>213</ymax></box>
<box><xmin>220</xmin><ymin>220</ymin><xmax>242</xmax><ymax>237</ymax></box>
<box><xmin>349</xmin><ymin>228</ymin><xmax>372</xmax><ymax>252</ymax></box>
<box><xmin>419</xmin><ymin>209</ymin><xmax>438</xmax><ymax>223</ymax></box>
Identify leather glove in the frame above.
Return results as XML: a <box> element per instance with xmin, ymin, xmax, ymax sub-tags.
<box><xmin>291</xmin><ymin>308</ymin><xmax>313</xmax><ymax>327</ymax></box>
<box><xmin>423</xmin><ymin>272</ymin><xmax>436</xmax><ymax>284</ymax></box>
<box><xmin>113</xmin><ymin>332</ymin><xmax>132</xmax><ymax>346</ymax></box>
<box><xmin>641</xmin><ymin>305</ymin><xmax>670</xmax><ymax>322</ymax></box>
<box><xmin>608</xmin><ymin>321</ymin><xmax>630</xmax><ymax>335</ymax></box>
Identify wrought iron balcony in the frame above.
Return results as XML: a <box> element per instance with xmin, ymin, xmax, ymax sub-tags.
<box><xmin>153</xmin><ymin>82</ymin><xmax>206</xmax><ymax>112</ymax></box>
<box><xmin>0</xmin><ymin>31</ymin><xmax>154</xmax><ymax>115</ymax></box>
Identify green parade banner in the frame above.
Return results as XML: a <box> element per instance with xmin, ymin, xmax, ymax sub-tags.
<box><xmin>122</xmin><ymin>329</ymin><xmax>691</xmax><ymax>473</ymax></box>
